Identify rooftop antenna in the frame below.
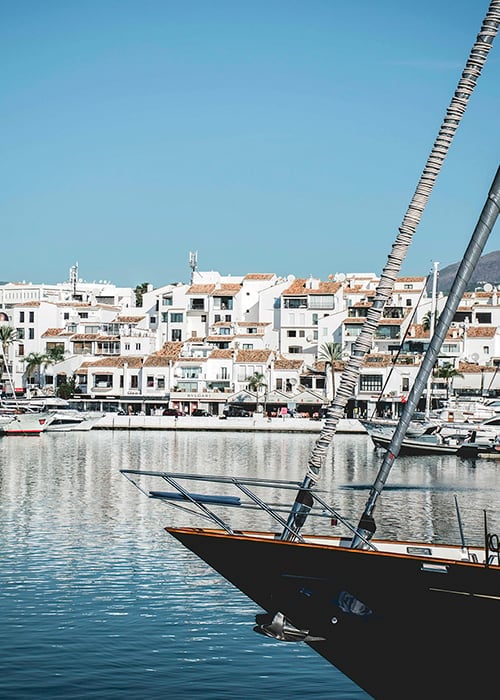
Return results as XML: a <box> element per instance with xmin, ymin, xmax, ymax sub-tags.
<box><xmin>189</xmin><ymin>251</ymin><xmax>198</xmax><ymax>284</ymax></box>
<box><xmin>69</xmin><ymin>262</ymin><xmax>79</xmax><ymax>299</ymax></box>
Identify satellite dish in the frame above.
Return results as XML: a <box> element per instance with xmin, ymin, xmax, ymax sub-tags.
<box><xmin>287</xmin><ymin>274</ymin><xmax>295</xmax><ymax>282</ymax></box>
<box><xmin>470</xmin><ymin>353</ymin><xmax>480</xmax><ymax>363</ymax></box>
<box><xmin>335</xmin><ymin>273</ymin><xmax>346</xmax><ymax>283</ymax></box>
<box><xmin>484</xmin><ymin>283</ymin><xmax>493</xmax><ymax>292</ymax></box>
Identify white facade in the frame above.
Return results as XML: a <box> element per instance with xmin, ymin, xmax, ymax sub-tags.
<box><xmin>1</xmin><ymin>270</ymin><xmax>499</xmax><ymax>411</ymax></box>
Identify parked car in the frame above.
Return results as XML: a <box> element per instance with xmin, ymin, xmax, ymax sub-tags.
<box><xmin>191</xmin><ymin>409</ymin><xmax>212</xmax><ymax>417</ymax></box>
<box><xmin>223</xmin><ymin>406</ymin><xmax>252</xmax><ymax>418</ymax></box>
<box><xmin>163</xmin><ymin>408</ymin><xmax>183</xmax><ymax>417</ymax></box>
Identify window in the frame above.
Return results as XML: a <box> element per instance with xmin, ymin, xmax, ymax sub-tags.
<box><xmin>483</xmin><ymin>346</ymin><xmax>490</xmax><ymax>355</ymax></box>
<box><xmin>16</xmin><ymin>328</ymin><xmax>25</xmax><ymax>339</ymax></box>
<box><xmin>191</xmin><ymin>298</ymin><xmax>205</xmax><ymax>310</ymax></box>
<box><xmin>375</xmin><ymin>326</ymin><xmax>400</xmax><ymax>339</ymax></box>
<box><xmin>94</xmin><ymin>374</ymin><xmax>113</xmax><ymax>388</ymax></box>
<box><xmin>124</xmin><ymin>343</ymin><xmax>130</xmax><ymax>351</ymax></box>
<box><xmin>402</xmin><ymin>377</ymin><xmax>410</xmax><ymax>392</ymax></box>
<box><xmin>147</xmin><ymin>376</ymin><xmax>154</xmax><ymax>387</ymax></box>
<box><xmin>284</xmin><ymin>298</ymin><xmax>307</xmax><ymax>309</ymax></box>
<box><xmin>181</xmin><ymin>367</ymin><xmax>201</xmax><ymax>379</ymax></box>
<box><xmin>162</xmin><ymin>296</ymin><xmax>173</xmax><ymax>306</ymax></box>
<box><xmin>201</xmin><ymin>315</ymin><xmax>207</xmax><ymax>322</ymax></box>
<box><xmin>29</xmin><ymin>311</ymin><xmax>34</xmax><ymax>323</ymax></box>
<box><xmin>406</xmin><ymin>299</ymin><xmax>412</xmax><ymax>306</ymax></box>
<box><xmin>130</xmin><ymin>375</ymin><xmax>139</xmax><ymax>389</ymax></box>
<box><xmin>214</xmin><ymin>314</ymin><xmax>221</xmax><ymax>322</ymax></box>
<box><xmin>28</xmin><ymin>328</ymin><xmax>34</xmax><ymax>339</ymax></box>
<box><xmin>79</xmin><ymin>312</ymin><xmax>89</xmax><ymax>319</ymax></box>
<box><xmin>214</xmin><ymin>296</ymin><xmax>233</xmax><ymax>310</ymax></box>
<box><xmin>299</xmin><ymin>330</ymin><xmax>305</xmax><ymax>338</ymax></box>
<box><xmin>150</xmin><ymin>316</ymin><xmax>157</xmax><ymax>324</ymax></box>
<box><xmin>403</xmin><ymin>284</ymin><xmax>414</xmax><ymax>290</ymax></box>
<box><xmin>19</xmin><ymin>311</ymin><xmax>25</xmax><ymax>322</ymax></box>
<box><xmin>161</xmin><ymin>313</ymin><xmax>168</xmax><ymax>322</ymax></box>
<box><xmin>276</xmin><ymin>378</ymin><xmax>283</xmax><ymax>390</ymax></box>
<box><xmin>170</xmin><ymin>313</ymin><xmax>183</xmax><ymax>323</ymax></box>
<box><xmin>309</xmin><ymin>295</ymin><xmax>334</xmax><ymax>310</ymax></box>
<box><xmin>157</xmin><ymin>377</ymin><xmax>165</xmax><ymax>389</ymax></box>
<box><xmin>135</xmin><ymin>343</ymin><xmax>141</xmax><ymax>351</ymax></box>
<box><xmin>360</xmin><ymin>375</ymin><xmax>383</xmax><ymax>392</ymax></box>
<box><xmin>219</xmin><ymin>327</ymin><xmax>230</xmax><ymax>335</ymax></box>
<box><xmin>242</xmin><ymin>344</ymin><xmax>253</xmax><ymax>350</ymax></box>
<box><xmin>18</xmin><ymin>344</ymin><xmax>24</xmax><ymax>357</ymax></box>
<box><xmin>477</xmin><ymin>313</ymin><xmax>492</xmax><ymax>324</ymax></box>
<box><xmin>287</xmin><ymin>330</ymin><xmax>297</xmax><ymax>337</ymax></box>
<box><xmin>225</xmin><ymin>315</ymin><xmax>231</xmax><ymax>322</ymax></box>
<box><xmin>312</xmin><ymin>313</ymin><xmax>318</xmax><ymax>326</ymax></box>
<box><xmin>171</xmin><ymin>329</ymin><xmax>182</xmax><ymax>341</ymax></box>
<box><xmin>64</xmin><ymin>312</ymin><xmax>69</xmax><ymax>320</ymax></box>
<box><xmin>288</xmin><ymin>346</ymin><xmax>302</xmax><ymax>354</ymax></box>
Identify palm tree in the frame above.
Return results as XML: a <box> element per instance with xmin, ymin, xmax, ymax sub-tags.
<box><xmin>0</xmin><ymin>325</ymin><xmax>17</xmax><ymax>381</ymax></box>
<box><xmin>318</xmin><ymin>342</ymin><xmax>343</xmax><ymax>400</ymax></box>
<box><xmin>422</xmin><ymin>311</ymin><xmax>440</xmax><ymax>333</ymax></box>
<box><xmin>56</xmin><ymin>375</ymin><xmax>78</xmax><ymax>400</ymax></box>
<box><xmin>23</xmin><ymin>352</ymin><xmax>50</xmax><ymax>392</ymax></box>
<box><xmin>246</xmin><ymin>372</ymin><xmax>267</xmax><ymax>414</ymax></box>
<box><xmin>134</xmin><ymin>282</ymin><xmax>150</xmax><ymax>307</ymax></box>
<box><xmin>46</xmin><ymin>346</ymin><xmax>66</xmax><ymax>363</ymax></box>
<box><xmin>434</xmin><ymin>363</ymin><xmax>464</xmax><ymax>401</ymax></box>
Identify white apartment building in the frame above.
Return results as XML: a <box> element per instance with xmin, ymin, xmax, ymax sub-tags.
<box><xmin>1</xmin><ymin>268</ymin><xmax>499</xmax><ymax>416</ymax></box>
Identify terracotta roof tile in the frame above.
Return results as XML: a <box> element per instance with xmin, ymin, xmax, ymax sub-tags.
<box><xmin>210</xmin><ymin>349</ymin><xmax>234</xmax><ymax>359</ymax></box>
<box><xmin>116</xmin><ymin>315</ymin><xmax>146</xmax><ymax>323</ymax></box>
<box><xmin>186</xmin><ymin>284</ymin><xmax>216</xmax><ymax>294</ymax></box>
<box><xmin>87</xmin><ymin>356</ymin><xmax>143</xmax><ymax>368</ymax></box>
<box><xmin>235</xmin><ymin>349</ymin><xmax>273</xmax><ymax>363</ymax></box>
<box><xmin>155</xmin><ymin>341</ymin><xmax>184</xmax><ymax>359</ymax></box>
<box><xmin>274</xmin><ymin>357</ymin><xmax>304</xmax><ymax>370</ymax></box>
<box><xmin>282</xmin><ymin>278</ymin><xmax>340</xmax><ymax>295</ymax></box>
<box><xmin>243</xmin><ymin>273</ymin><xmax>275</xmax><ymax>280</ymax></box>
<box><xmin>213</xmin><ymin>284</ymin><xmax>241</xmax><ymax>295</ymax></box>
<box><xmin>143</xmin><ymin>355</ymin><xmax>173</xmax><ymax>367</ymax></box>
<box><xmin>41</xmin><ymin>328</ymin><xmax>65</xmax><ymax>337</ymax></box>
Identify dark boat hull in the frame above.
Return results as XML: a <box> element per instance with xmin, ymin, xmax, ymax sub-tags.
<box><xmin>168</xmin><ymin>527</ymin><xmax>500</xmax><ymax>699</ymax></box>
<box><xmin>369</xmin><ymin>432</ymin><xmax>488</xmax><ymax>457</ymax></box>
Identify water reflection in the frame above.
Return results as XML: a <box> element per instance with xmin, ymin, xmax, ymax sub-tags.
<box><xmin>2</xmin><ymin>431</ymin><xmax>500</xmax><ymax>699</ymax></box>
<box><xmin>2</xmin><ymin>430</ymin><xmax>499</xmax><ymax>547</ymax></box>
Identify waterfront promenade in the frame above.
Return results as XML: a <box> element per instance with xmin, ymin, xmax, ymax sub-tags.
<box><xmin>93</xmin><ymin>414</ymin><xmax>365</xmax><ymax>433</ymax></box>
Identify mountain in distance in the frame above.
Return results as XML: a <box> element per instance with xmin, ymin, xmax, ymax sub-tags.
<box><xmin>432</xmin><ymin>250</ymin><xmax>500</xmax><ymax>294</ymax></box>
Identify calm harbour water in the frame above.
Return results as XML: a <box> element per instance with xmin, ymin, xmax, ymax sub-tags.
<box><xmin>2</xmin><ymin>429</ymin><xmax>500</xmax><ymax>700</ymax></box>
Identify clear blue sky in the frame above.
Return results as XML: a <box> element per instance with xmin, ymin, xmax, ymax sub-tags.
<box><xmin>1</xmin><ymin>0</ymin><xmax>498</xmax><ymax>288</ymax></box>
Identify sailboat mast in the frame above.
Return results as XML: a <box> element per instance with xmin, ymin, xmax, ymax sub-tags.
<box><xmin>352</xmin><ymin>165</ymin><xmax>500</xmax><ymax>549</ymax></box>
<box><xmin>424</xmin><ymin>261</ymin><xmax>440</xmax><ymax>419</ymax></box>
<box><xmin>281</xmin><ymin>0</ymin><xmax>500</xmax><ymax>541</ymax></box>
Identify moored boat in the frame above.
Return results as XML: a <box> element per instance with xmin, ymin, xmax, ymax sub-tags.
<box><xmin>0</xmin><ymin>410</ymin><xmax>55</xmax><ymax>435</ymax></box>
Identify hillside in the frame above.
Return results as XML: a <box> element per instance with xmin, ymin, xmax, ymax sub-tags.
<box><xmin>434</xmin><ymin>250</ymin><xmax>500</xmax><ymax>294</ymax></box>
